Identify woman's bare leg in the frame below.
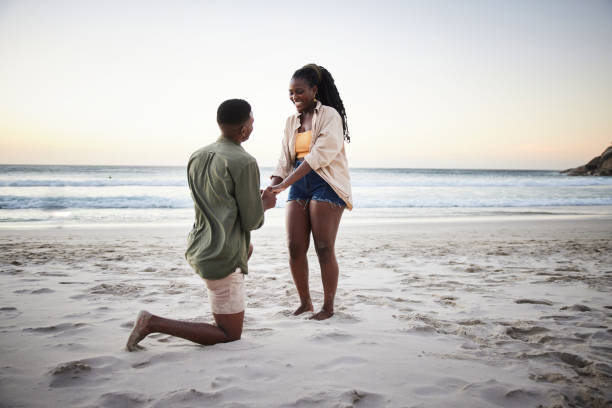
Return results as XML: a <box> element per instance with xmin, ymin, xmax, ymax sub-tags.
<box><xmin>309</xmin><ymin>201</ymin><xmax>344</xmax><ymax>320</ymax></box>
<box><xmin>286</xmin><ymin>200</ymin><xmax>313</xmax><ymax>315</ymax></box>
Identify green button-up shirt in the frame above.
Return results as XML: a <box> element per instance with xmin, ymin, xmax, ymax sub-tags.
<box><xmin>185</xmin><ymin>136</ymin><xmax>264</xmax><ymax>280</ymax></box>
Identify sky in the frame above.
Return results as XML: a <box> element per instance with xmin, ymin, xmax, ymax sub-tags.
<box><xmin>0</xmin><ymin>0</ymin><xmax>611</xmax><ymax>169</ymax></box>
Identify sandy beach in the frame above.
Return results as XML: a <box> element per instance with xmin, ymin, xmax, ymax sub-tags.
<box><xmin>1</xmin><ymin>214</ymin><xmax>611</xmax><ymax>407</ymax></box>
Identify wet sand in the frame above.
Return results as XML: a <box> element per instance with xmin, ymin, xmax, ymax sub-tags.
<box><xmin>1</xmin><ymin>216</ymin><xmax>611</xmax><ymax>407</ymax></box>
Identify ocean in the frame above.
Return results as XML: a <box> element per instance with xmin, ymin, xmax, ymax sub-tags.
<box><xmin>1</xmin><ymin>164</ymin><xmax>612</xmax><ymax>227</ymax></box>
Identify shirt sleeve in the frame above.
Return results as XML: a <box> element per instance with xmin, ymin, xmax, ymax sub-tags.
<box><xmin>304</xmin><ymin>109</ymin><xmax>344</xmax><ymax>171</ymax></box>
<box><xmin>234</xmin><ymin>159</ymin><xmax>265</xmax><ymax>232</ymax></box>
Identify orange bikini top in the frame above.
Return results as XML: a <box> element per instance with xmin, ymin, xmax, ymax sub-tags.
<box><xmin>295</xmin><ymin>130</ymin><xmax>312</xmax><ymax>159</ymax></box>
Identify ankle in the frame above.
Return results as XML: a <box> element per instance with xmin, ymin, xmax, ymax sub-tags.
<box><xmin>300</xmin><ymin>299</ymin><xmax>313</xmax><ymax>307</ymax></box>
<box><xmin>321</xmin><ymin>302</ymin><xmax>334</xmax><ymax>313</ymax></box>
<box><xmin>145</xmin><ymin>314</ymin><xmax>158</xmax><ymax>333</ymax></box>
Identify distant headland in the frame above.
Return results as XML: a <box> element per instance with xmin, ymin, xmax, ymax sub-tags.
<box><xmin>562</xmin><ymin>145</ymin><xmax>612</xmax><ymax>176</ymax></box>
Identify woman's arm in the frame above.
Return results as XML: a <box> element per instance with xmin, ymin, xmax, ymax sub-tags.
<box><xmin>267</xmin><ymin>176</ymin><xmax>283</xmax><ymax>194</ymax></box>
<box><xmin>269</xmin><ymin>176</ymin><xmax>283</xmax><ymax>186</ymax></box>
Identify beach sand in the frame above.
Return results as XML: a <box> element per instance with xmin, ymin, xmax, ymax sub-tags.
<box><xmin>1</xmin><ymin>215</ymin><xmax>611</xmax><ymax>407</ymax></box>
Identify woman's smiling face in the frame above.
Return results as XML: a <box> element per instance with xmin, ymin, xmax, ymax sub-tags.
<box><xmin>289</xmin><ymin>77</ymin><xmax>317</xmax><ymax>113</ymax></box>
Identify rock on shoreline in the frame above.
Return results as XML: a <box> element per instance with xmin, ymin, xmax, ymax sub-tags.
<box><xmin>561</xmin><ymin>145</ymin><xmax>612</xmax><ymax>176</ymax></box>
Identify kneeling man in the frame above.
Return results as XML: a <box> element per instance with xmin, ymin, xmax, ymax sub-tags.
<box><xmin>127</xmin><ymin>99</ymin><xmax>276</xmax><ymax>350</ymax></box>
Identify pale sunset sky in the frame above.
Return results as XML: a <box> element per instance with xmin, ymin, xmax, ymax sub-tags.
<box><xmin>0</xmin><ymin>0</ymin><xmax>611</xmax><ymax>169</ymax></box>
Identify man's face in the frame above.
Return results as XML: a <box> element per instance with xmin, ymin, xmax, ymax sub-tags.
<box><xmin>240</xmin><ymin>112</ymin><xmax>254</xmax><ymax>142</ymax></box>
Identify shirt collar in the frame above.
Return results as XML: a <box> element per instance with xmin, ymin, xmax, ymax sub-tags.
<box><xmin>218</xmin><ymin>135</ymin><xmax>241</xmax><ymax>146</ymax></box>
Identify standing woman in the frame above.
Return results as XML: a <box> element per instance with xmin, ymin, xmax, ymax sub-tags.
<box><xmin>268</xmin><ymin>64</ymin><xmax>352</xmax><ymax>320</ymax></box>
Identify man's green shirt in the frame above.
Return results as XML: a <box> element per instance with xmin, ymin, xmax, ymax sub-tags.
<box><xmin>185</xmin><ymin>136</ymin><xmax>264</xmax><ymax>280</ymax></box>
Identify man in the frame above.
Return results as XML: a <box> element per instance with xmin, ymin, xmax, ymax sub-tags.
<box><xmin>126</xmin><ymin>99</ymin><xmax>276</xmax><ymax>350</ymax></box>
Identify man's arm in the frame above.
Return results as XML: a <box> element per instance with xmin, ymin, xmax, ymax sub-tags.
<box><xmin>234</xmin><ymin>160</ymin><xmax>266</xmax><ymax>231</ymax></box>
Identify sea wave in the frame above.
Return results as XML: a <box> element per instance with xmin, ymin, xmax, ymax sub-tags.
<box><xmin>1</xmin><ymin>195</ymin><xmax>611</xmax><ymax>210</ymax></box>
<box><xmin>350</xmin><ymin>178</ymin><xmax>612</xmax><ymax>187</ymax></box>
<box><xmin>0</xmin><ymin>196</ymin><xmax>192</xmax><ymax>210</ymax></box>
<box><xmin>0</xmin><ymin>179</ymin><xmax>187</xmax><ymax>187</ymax></box>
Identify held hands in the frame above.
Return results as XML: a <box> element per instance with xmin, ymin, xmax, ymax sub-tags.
<box><xmin>267</xmin><ymin>175</ymin><xmax>289</xmax><ymax>195</ymax></box>
<box><xmin>261</xmin><ymin>175</ymin><xmax>289</xmax><ymax>210</ymax></box>
<box><xmin>267</xmin><ymin>162</ymin><xmax>309</xmax><ymax>195</ymax></box>
<box><xmin>266</xmin><ymin>183</ymin><xmax>288</xmax><ymax>194</ymax></box>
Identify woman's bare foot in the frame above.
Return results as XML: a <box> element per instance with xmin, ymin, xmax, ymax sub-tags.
<box><xmin>310</xmin><ymin>308</ymin><xmax>334</xmax><ymax>320</ymax></box>
<box><xmin>293</xmin><ymin>301</ymin><xmax>314</xmax><ymax>316</ymax></box>
<box><xmin>126</xmin><ymin>310</ymin><xmax>152</xmax><ymax>351</ymax></box>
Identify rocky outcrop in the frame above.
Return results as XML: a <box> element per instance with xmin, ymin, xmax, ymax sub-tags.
<box><xmin>562</xmin><ymin>145</ymin><xmax>612</xmax><ymax>176</ymax></box>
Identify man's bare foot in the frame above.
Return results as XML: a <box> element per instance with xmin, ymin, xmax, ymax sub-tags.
<box><xmin>310</xmin><ymin>309</ymin><xmax>334</xmax><ymax>320</ymax></box>
<box><xmin>126</xmin><ymin>310</ymin><xmax>152</xmax><ymax>351</ymax></box>
<box><xmin>293</xmin><ymin>302</ymin><xmax>314</xmax><ymax>316</ymax></box>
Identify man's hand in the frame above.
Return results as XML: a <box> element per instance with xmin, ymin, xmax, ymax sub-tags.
<box><xmin>261</xmin><ymin>189</ymin><xmax>277</xmax><ymax>211</ymax></box>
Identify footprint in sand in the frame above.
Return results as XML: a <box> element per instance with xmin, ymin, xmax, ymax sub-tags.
<box><xmin>24</xmin><ymin>322</ymin><xmax>88</xmax><ymax>335</ymax></box>
<box><xmin>435</xmin><ymin>295</ymin><xmax>458</xmax><ymax>306</ymax></box>
<box><xmin>529</xmin><ymin>372</ymin><xmax>569</xmax><ymax>384</ymax></box>
<box><xmin>515</xmin><ymin>299</ymin><xmax>553</xmax><ymax>306</ymax></box>
<box><xmin>505</xmin><ymin>326</ymin><xmax>549</xmax><ymax>341</ymax></box>
<box><xmin>37</xmin><ymin>272</ymin><xmax>69</xmax><ymax>277</ymax></box>
<box><xmin>94</xmin><ymin>392</ymin><xmax>151</xmax><ymax>407</ymax></box>
<box><xmin>308</xmin><ymin>329</ymin><xmax>353</xmax><ymax>343</ymax></box>
<box><xmin>14</xmin><ymin>288</ymin><xmax>54</xmax><ymax>294</ymax></box>
<box><xmin>153</xmin><ymin>388</ymin><xmax>224</xmax><ymax>406</ymax></box>
<box><xmin>48</xmin><ymin>356</ymin><xmax>129</xmax><ymax>388</ymax></box>
<box><xmin>520</xmin><ymin>351</ymin><xmax>592</xmax><ymax>369</ymax></box>
<box><xmin>560</xmin><ymin>304</ymin><xmax>591</xmax><ymax>312</ymax></box>
<box><xmin>0</xmin><ymin>307</ymin><xmax>20</xmax><ymax>319</ymax></box>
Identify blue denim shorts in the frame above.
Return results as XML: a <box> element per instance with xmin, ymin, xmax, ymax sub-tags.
<box><xmin>288</xmin><ymin>160</ymin><xmax>346</xmax><ymax>207</ymax></box>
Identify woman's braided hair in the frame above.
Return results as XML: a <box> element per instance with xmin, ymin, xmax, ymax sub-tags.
<box><xmin>292</xmin><ymin>64</ymin><xmax>350</xmax><ymax>142</ymax></box>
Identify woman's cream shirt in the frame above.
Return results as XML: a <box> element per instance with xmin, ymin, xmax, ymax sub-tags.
<box><xmin>272</xmin><ymin>101</ymin><xmax>353</xmax><ymax>210</ymax></box>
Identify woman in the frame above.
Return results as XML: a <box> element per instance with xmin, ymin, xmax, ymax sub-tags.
<box><xmin>268</xmin><ymin>64</ymin><xmax>352</xmax><ymax>320</ymax></box>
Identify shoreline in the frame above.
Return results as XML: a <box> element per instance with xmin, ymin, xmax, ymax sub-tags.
<box><xmin>1</xmin><ymin>205</ymin><xmax>612</xmax><ymax>231</ymax></box>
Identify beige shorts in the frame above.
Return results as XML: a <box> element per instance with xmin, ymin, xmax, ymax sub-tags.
<box><xmin>203</xmin><ymin>268</ymin><xmax>245</xmax><ymax>315</ymax></box>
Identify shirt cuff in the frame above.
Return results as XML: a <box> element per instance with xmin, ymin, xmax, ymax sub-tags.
<box><xmin>271</xmin><ymin>167</ymin><xmax>289</xmax><ymax>179</ymax></box>
<box><xmin>303</xmin><ymin>154</ymin><xmax>320</xmax><ymax>171</ymax></box>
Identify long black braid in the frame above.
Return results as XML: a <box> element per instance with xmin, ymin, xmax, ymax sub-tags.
<box><xmin>292</xmin><ymin>64</ymin><xmax>350</xmax><ymax>143</ymax></box>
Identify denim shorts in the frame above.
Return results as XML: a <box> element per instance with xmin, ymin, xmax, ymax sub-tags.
<box><xmin>288</xmin><ymin>160</ymin><xmax>346</xmax><ymax>207</ymax></box>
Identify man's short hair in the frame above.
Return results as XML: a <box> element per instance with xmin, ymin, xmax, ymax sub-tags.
<box><xmin>217</xmin><ymin>99</ymin><xmax>251</xmax><ymax>126</ymax></box>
